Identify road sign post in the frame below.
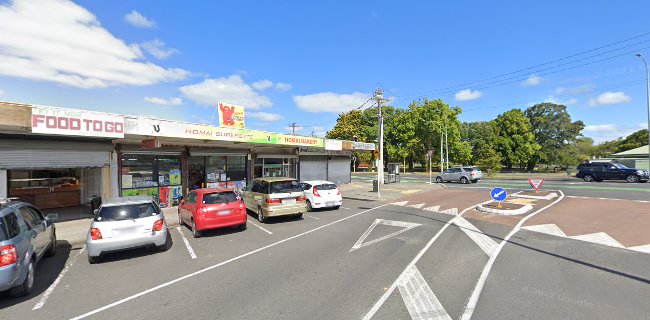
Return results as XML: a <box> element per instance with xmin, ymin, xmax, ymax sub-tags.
<box><xmin>427</xmin><ymin>150</ymin><xmax>433</xmax><ymax>185</ymax></box>
<box><xmin>490</xmin><ymin>187</ymin><xmax>507</xmax><ymax>209</ymax></box>
<box><xmin>528</xmin><ymin>178</ymin><xmax>545</xmax><ymax>193</ymax></box>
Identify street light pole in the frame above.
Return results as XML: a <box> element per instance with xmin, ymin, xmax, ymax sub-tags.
<box><xmin>445</xmin><ymin>119</ymin><xmax>449</xmax><ymax>169</ymax></box>
<box><xmin>636</xmin><ymin>53</ymin><xmax>650</xmax><ymax>171</ymax></box>
<box><xmin>374</xmin><ymin>89</ymin><xmax>386</xmax><ymax>199</ymax></box>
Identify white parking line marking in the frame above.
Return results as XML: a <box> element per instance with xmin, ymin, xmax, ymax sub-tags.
<box><xmin>454</xmin><ymin>217</ymin><xmax>498</xmax><ymax>256</ymax></box>
<box><xmin>247</xmin><ymin>219</ymin><xmax>273</xmax><ymax>235</ymax></box>
<box><xmin>304</xmin><ymin>213</ymin><xmax>320</xmax><ymax>220</ymax></box>
<box><xmin>176</xmin><ymin>227</ymin><xmax>197</xmax><ymax>260</ymax></box>
<box><xmin>398</xmin><ymin>265</ymin><xmax>452</xmax><ymax>320</ymax></box>
<box><xmin>70</xmin><ymin>204</ymin><xmax>388</xmax><ymax>320</ymax></box>
<box><xmin>33</xmin><ymin>246</ymin><xmax>86</xmax><ymax>310</ymax></box>
<box><xmin>362</xmin><ymin>199</ymin><xmax>493</xmax><ymax>320</ymax></box>
<box><xmin>460</xmin><ymin>190</ymin><xmax>565</xmax><ymax>320</ymax></box>
<box><xmin>342</xmin><ymin>207</ymin><xmax>353</xmax><ymax>210</ymax></box>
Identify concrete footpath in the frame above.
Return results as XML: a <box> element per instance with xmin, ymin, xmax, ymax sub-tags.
<box><xmin>56</xmin><ymin>180</ymin><xmax>440</xmax><ymax>248</ymax></box>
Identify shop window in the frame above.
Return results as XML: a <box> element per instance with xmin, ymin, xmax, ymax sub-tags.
<box><xmin>121</xmin><ymin>154</ymin><xmax>156</xmax><ymax>189</ymax></box>
<box><xmin>8</xmin><ymin>170</ymin><xmax>81</xmax><ymax>209</ymax></box>
<box><xmin>157</xmin><ymin>156</ymin><xmax>182</xmax><ymax>187</ymax></box>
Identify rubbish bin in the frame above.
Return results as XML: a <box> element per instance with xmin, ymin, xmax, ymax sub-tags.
<box><xmin>372</xmin><ymin>180</ymin><xmax>378</xmax><ymax>192</ymax></box>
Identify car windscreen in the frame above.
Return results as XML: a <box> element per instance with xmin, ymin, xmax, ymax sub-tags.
<box><xmin>270</xmin><ymin>180</ymin><xmax>303</xmax><ymax>193</ymax></box>
<box><xmin>203</xmin><ymin>192</ymin><xmax>238</xmax><ymax>204</ymax></box>
<box><xmin>463</xmin><ymin>167</ymin><xmax>479</xmax><ymax>172</ymax></box>
<box><xmin>95</xmin><ymin>203</ymin><xmax>158</xmax><ymax>221</ymax></box>
<box><xmin>315</xmin><ymin>184</ymin><xmax>337</xmax><ymax>190</ymax></box>
<box><xmin>613</xmin><ymin>163</ymin><xmax>628</xmax><ymax>169</ymax></box>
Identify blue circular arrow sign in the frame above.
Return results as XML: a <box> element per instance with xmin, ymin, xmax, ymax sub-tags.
<box><xmin>490</xmin><ymin>187</ymin><xmax>507</xmax><ymax>202</ymax></box>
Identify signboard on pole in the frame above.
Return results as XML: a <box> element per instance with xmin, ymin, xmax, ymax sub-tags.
<box><xmin>427</xmin><ymin>150</ymin><xmax>433</xmax><ymax>158</ymax></box>
<box><xmin>528</xmin><ymin>178</ymin><xmax>545</xmax><ymax>192</ymax></box>
<box><xmin>218</xmin><ymin>102</ymin><xmax>245</xmax><ymax>129</ymax></box>
<box><xmin>490</xmin><ymin>187</ymin><xmax>507</xmax><ymax>208</ymax></box>
<box><xmin>373</xmin><ymin>149</ymin><xmax>380</xmax><ymax>158</ymax></box>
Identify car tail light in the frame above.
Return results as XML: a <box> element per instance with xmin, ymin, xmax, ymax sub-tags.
<box><xmin>313</xmin><ymin>187</ymin><xmax>321</xmax><ymax>197</ymax></box>
<box><xmin>337</xmin><ymin>188</ymin><xmax>341</xmax><ymax>195</ymax></box>
<box><xmin>266</xmin><ymin>198</ymin><xmax>281</xmax><ymax>204</ymax></box>
<box><xmin>90</xmin><ymin>228</ymin><xmax>103</xmax><ymax>240</ymax></box>
<box><xmin>470</xmin><ymin>172</ymin><xmax>475</xmax><ymax>176</ymax></box>
<box><xmin>0</xmin><ymin>245</ymin><xmax>17</xmax><ymax>267</ymax></box>
<box><xmin>152</xmin><ymin>219</ymin><xmax>164</xmax><ymax>232</ymax></box>
<box><xmin>297</xmin><ymin>196</ymin><xmax>306</xmax><ymax>201</ymax></box>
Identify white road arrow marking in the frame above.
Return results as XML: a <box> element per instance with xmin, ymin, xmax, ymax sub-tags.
<box><xmin>454</xmin><ymin>217</ymin><xmax>498</xmax><ymax>256</ymax></box>
<box><xmin>494</xmin><ymin>190</ymin><xmax>505</xmax><ymax>197</ymax></box>
<box><xmin>350</xmin><ymin>219</ymin><xmax>422</xmax><ymax>252</ymax></box>
<box><xmin>398</xmin><ymin>265</ymin><xmax>452</xmax><ymax>320</ymax></box>
<box><xmin>408</xmin><ymin>203</ymin><xmax>426</xmax><ymax>209</ymax></box>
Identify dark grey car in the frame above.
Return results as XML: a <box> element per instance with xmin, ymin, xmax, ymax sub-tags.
<box><xmin>0</xmin><ymin>198</ymin><xmax>57</xmax><ymax>297</ymax></box>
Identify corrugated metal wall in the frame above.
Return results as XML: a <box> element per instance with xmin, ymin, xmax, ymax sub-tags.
<box><xmin>327</xmin><ymin>157</ymin><xmax>351</xmax><ymax>185</ymax></box>
<box><xmin>299</xmin><ymin>155</ymin><xmax>328</xmax><ymax>182</ymax></box>
<box><xmin>0</xmin><ymin>139</ymin><xmax>112</xmax><ymax>169</ymax></box>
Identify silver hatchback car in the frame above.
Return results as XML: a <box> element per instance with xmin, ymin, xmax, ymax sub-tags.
<box><xmin>86</xmin><ymin>197</ymin><xmax>169</xmax><ymax>263</ymax></box>
<box><xmin>435</xmin><ymin>167</ymin><xmax>483</xmax><ymax>184</ymax></box>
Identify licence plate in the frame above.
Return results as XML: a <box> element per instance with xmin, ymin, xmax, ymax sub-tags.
<box><xmin>282</xmin><ymin>198</ymin><xmax>296</xmax><ymax>204</ymax></box>
<box><xmin>114</xmin><ymin>227</ymin><xmax>137</xmax><ymax>236</ymax></box>
<box><xmin>218</xmin><ymin>210</ymin><xmax>231</xmax><ymax>216</ymax></box>
<box><xmin>325</xmin><ymin>201</ymin><xmax>336</xmax><ymax>207</ymax></box>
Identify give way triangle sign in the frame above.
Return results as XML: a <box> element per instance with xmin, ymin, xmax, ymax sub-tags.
<box><xmin>350</xmin><ymin>219</ymin><xmax>421</xmax><ymax>252</ymax></box>
<box><xmin>528</xmin><ymin>178</ymin><xmax>545</xmax><ymax>191</ymax></box>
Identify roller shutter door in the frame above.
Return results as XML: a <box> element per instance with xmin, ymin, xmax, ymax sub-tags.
<box><xmin>299</xmin><ymin>156</ymin><xmax>327</xmax><ymax>181</ymax></box>
<box><xmin>327</xmin><ymin>157</ymin><xmax>351</xmax><ymax>184</ymax></box>
<box><xmin>0</xmin><ymin>139</ymin><xmax>112</xmax><ymax>169</ymax></box>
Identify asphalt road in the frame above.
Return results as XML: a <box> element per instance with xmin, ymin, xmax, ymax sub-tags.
<box><xmin>1</xmin><ymin>189</ymin><xmax>648</xmax><ymax>320</ymax></box>
<box><xmin>353</xmin><ymin>173</ymin><xmax>650</xmax><ymax>201</ymax></box>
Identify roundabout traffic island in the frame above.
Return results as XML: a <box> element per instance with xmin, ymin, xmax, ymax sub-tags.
<box><xmin>476</xmin><ymin>201</ymin><xmax>533</xmax><ymax>215</ymax></box>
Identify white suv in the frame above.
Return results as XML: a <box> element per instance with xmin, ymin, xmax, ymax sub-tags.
<box><xmin>299</xmin><ymin>181</ymin><xmax>342</xmax><ymax>211</ymax></box>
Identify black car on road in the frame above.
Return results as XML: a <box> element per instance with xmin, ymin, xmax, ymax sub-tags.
<box><xmin>576</xmin><ymin>161</ymin><xmax>649</xmax><ymax>183</ymax></box>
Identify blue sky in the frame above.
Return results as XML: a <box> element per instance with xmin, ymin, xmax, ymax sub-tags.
<box><xmin>1</xmin><ymin>0</ymin><xmax>649</xmax><ymax>142</ymax></box>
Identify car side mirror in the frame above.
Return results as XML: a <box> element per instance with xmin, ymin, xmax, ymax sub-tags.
<box><xmin>45</xmin><ymin>214</ymin><xmax>58</xmax><ymax>227</ymax></box>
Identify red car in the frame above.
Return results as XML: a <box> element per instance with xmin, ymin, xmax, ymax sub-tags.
<box><xmin>178</xmin><ymin>188</ymin><xmax>247</xmax><ymax>238</ymax></box>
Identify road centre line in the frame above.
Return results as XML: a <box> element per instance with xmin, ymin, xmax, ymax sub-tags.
<box><xmin>460</xmin><ymin>190</ymin><xmax>565</xmax><ymax>320</ymax></box>
<box><xmin>70</xmin><ymin>204</ymin><xmax>389</xmax><ymax>320</ymax></box>
<box><xmin>362</xmin><ymin>199</ymin><xmax>494</xmax><ymax>320</ymax></box>
<box><xmin>176</xmin><ymin>227</ymin><xmax>197</xmax><ymax>260</ymax></box>
<box><xmin>247</xmin><ymin>219</ymin><xmax>273</xmax><ymax>234</ymax></box>
<box><xmin>33</xmin><ymin>246</ymin><xmax>86</xmax><ymax>310</ymax></box>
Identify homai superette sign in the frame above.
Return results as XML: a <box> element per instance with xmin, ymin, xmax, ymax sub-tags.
<box><xmin>31</xmin><ymin>106</ymin><xmax>124</xmax><ymax>138</ymax></box>
<box><xmin>134</xmin><ymin>118</ymin><xmax>324</xmax><ymax>147</ymax></box>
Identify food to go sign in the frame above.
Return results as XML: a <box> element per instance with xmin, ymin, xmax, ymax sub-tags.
<box><xmin>31</xmin><ymin>106</ymin><xmax>125</xmax><ymax>138</ymax></box>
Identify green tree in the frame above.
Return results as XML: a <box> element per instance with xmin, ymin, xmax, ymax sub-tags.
<box><xmin>493</xmin><ymin>109</ymin><xmax>540</xmax><ymax>169</ymax></box>
<box><xmin>477</xmin><ymin>147</ymin><xmax>503</xmax><ymax>176</ymax></box>
<box><xmin>461</xmin><ymin>121</ymin><xmax>498</xmax><ymax>164</ymax></box>
<box><xmin>524</xmin><ymin>103</ymin><xmax>585</xmax><ymax>169</ymax></box>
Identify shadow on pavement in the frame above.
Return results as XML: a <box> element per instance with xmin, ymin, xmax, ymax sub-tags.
<box><xmin>0</xmin><ymin>240</ymin><xmax>73</xmax><ymax>309</ymax></box>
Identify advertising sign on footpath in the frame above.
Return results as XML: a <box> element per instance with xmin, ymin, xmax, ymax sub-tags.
<box><xmin>490</xmin><ymin>187</ymin><xmax>507</xmax><ymax>208</ymax></box>
<box><xmin>528</xmin><ymin>178</ymin><xmax>545</xmax><ymax>192</ymax></box>
<box><xmin>218</xmin><ymin>102</ymin><xmax>245</xmax><ymax>129</ymax></box>
<box><xmin>31</xmin><ymin>106</ymin><xmax>125</xmax><ymax>138</ymax></box>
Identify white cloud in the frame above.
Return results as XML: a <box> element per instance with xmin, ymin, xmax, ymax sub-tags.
<box><xmin>0</xmin><ymin>0</ymin><xmax>188</xmax><ymax>88</ymax></box>
<box><xmin>144</xmin><ymin>96</ymin><xmax>182</xmax><ymax>106</ymax></box>
<box><xmin>293</xmin><ymin>92</ymin><xmax>368</xmax><ymax>113</ymax></box>
<box><xmin>522</xmin><ymin>75</ymin><xmax>541</xmax><ymax>87</ymax></box>
<box><xmin>454</xmin><ymin>89</ymin><xmax>483</xmax><ymax>101</ymax></box>
<box><xmin>139</xmin><ymin>39</ymin><xmax>178</xmax><ymax>60</ymax></box>
<box><xmin>124</xmin><ymin>10</ymin><xmax>155</xmax><ymax>28</ymax></box>
<box><xmin>588</xmin><ymin>91</ymin><xmax>631</xmax><ymax>107</ymax></box>
<box><xmin>249</xmin><ymin>111</ymin><xmax>284</xmax><ymax>122</ymax></box>
<box><xmin>275</xmin><ymin>82</ymin><xmax>292</xmax><ymax>91</ymax></box>
<box><xmin>252</xmin><ymin>79</ymin><xmax>273</xmax><ymax>91</ymax></box>
<box><xmin>0</xmin><ymin>89</ymin><xmax>4</xmax><ymax>96</ymax></box>
<box><xmin>555</xmin><ymin>84</ymin><xmax>594</xmax><ymax>95</ymax></box>
<box><xmin>583</xmin><ymin>123</ymin><xmax>646</xmax><ymax>143</ymax></box>
<box><xmin>179</xmin><ymin>75</ymin><xmax>272</xmax><ymax>109</ymax></box>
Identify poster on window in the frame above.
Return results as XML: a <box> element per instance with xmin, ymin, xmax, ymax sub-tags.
<box><xmin>159</xmin><ymin>186</ymin><xmax>171</xmax><ymax>208</ymax></box>
<box><xmin>218</xmin><ymin>102</ymin><xmax>245</xmax><ymax>129</ymax></box>
<box><xmin>169</xmin><ymin>169</ymin><xmax>181</xmax><ymax>185</ymax></box>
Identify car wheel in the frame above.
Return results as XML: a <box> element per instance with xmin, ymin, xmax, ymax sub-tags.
<box><xmin>296</xmin><ymin>213</ymin><xmax>303</xmax><ymax>219</ymax></box>
<box><xmin>334</xmin><ymin>205</ymin><xmax>340</xmax><ymax>210</ymax></box>
<box><xmin>45</xmin><ymin>232</ymin><xmax>57</xmax><ymax>257</ymax></box>
<box><xmin>471</xmin><ymin>179</ymin><xmax>478</xmax><ymax>183</ymax></box>
<box><xmin>306</xmin><ymin>200</ymin><xmax>313</xmax><ymax>212</ymax></box>
<box><xmin>435</xmin><ymin>177</ymin><xmax>443</xmax><ymax>183</ymax></box>
<box><xmin>88</xmin><ymin>255</ymin><xmax>99</xmax><ymax>264</ymax></box>
<box><xmin>191</xmin><ymin>219</ymin><xmax>201</xmax><ymax>238</ymax></box>
<box><xmin>238</xmin><ymin>223</ymin><xmax>247</xmax><ymax>231</ymax></box>
<box><xmin>460</xmin><ymin>177</ymin><xmax>469</xmax><ymax>184</ymax></box>
<box><xmin>257</xmin><ymin>206</ymin><xmax>266</xmax><ymax>223</ymax></box>
<box><xmin>626</xmin><ymin>174</ymin><xmax>640</xmax><ymax>183</ymax></box>
<box><xmin>10</xmin><ymin>259</ymin><xmax>35</xmax><ymax>297</ymax></box>
<box><xmin>583</xmin><ymin>174</ymin><xmax>594</xmax><ymax>182</ymax></box>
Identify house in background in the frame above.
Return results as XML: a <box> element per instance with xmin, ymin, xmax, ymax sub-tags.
<box><xmin>610</xmin><ymin>145</ymin><xmax>650</xmax><ymax>170</ymax></box>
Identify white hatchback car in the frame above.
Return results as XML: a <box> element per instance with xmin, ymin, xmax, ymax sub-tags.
<box><xmin>299</xmin><ymin>181</ymin><xmax>342</xmax><ymax>211</ymax></box>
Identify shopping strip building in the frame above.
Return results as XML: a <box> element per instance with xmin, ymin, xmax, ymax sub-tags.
<box><xmin>0</xmin><ymin>102</ymin><xmax>374</xmax><ymax>213</ymax></box>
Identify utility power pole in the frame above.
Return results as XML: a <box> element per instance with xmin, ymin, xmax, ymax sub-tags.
<box><xmin>373</xmin><ymin>88</ymin><xmax>388</xmax><ymax>198</ymax></box>
<box><xmin>289</xmin><ymin>122</ymin><xmax>299</xmax><ymax>135</ymax></box>
<box><xmin>445</xmin><ymin>119</ymin><xmax>449</xmax><ymax>169</ymax></box>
